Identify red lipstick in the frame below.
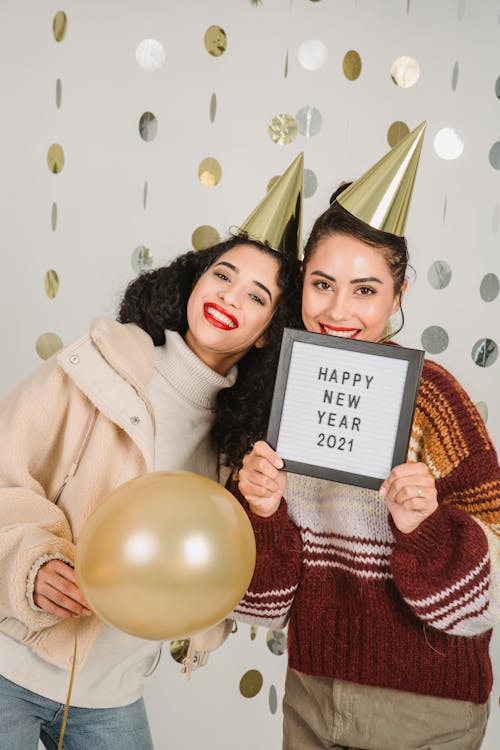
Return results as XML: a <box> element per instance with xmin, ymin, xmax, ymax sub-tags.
<box><xmin>203</xmin><ymin>303</ymin><xmax>238</xmax><ymax>330</ymax></box>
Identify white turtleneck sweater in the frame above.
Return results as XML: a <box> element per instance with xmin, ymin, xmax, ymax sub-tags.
<box><xmin>150</xmin><ymin>329</ymin><xmax>237</xmax><ymax>479</ymax></box>
<box><xmin>0</xmin><ymin>330</ymin><xmax>237</xmax><ymax>708</ymax></box>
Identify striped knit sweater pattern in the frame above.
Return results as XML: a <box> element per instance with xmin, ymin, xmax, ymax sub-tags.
<box><xmin>233</xmin><ymin>358</ymin><xmax>500</xmax><ymax>704</ymax></box>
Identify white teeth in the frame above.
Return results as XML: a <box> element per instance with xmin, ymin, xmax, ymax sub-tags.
<box><xmin>206</xmin><ymin>306</ymin><xmax>236</xmax><ymax>328</ymax></box>
<box><xmin>322</xmin><ymin>328</ymin><xmax>359</xmax><ymax>338</ymax></box>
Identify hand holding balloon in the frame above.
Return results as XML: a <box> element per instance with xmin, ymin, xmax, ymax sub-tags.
<box><xmin>34</xmin><ymin>560</ymin><xmax>92</xmax><ymax>618</ymax></box>
<box><xmin>76</xmin><ymin>472</ymin><xmax>256</xmax><ymax>640</ymax></box>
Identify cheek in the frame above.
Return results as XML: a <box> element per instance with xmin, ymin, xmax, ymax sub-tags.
<box><xmin>364</xmin><ymin>297</ymin><xmax>397</xmax><ymax>325</ymax></box>
<box><xmin>301</xmin><ymin>289</ymin><xmax>317</xmax><ymax>320</ymax></box>
<box><xmin>185</xmin><ymin>293</ymin><xmax>198</xmax><ymax>329</ymax></box>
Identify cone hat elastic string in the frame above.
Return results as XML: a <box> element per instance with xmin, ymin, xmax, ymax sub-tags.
<box><xmin>239</xmin><ymin>152</ymin><xmax>304</xmax><ymax>259</ymax></box>
<box><xmin>336</xmin><ymin>122</ymin><xmax>426</xmax><ymax>237</ymax></box>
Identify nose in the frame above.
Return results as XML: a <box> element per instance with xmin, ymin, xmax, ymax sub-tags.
<box><xmin>217</xmin><ymin>284</ymin><xmax>239</xmax><ymax>308</ymax></box>
<box><xmin>326</xmin><ymin>289</ymin><xmax>351</xmax><ymax>321</ymax></box>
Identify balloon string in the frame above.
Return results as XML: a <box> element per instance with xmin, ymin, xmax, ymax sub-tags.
<box><xmin>57</xmin><ymin>623</ymin><xmax>78</xmax><ymax>750</ymax></box>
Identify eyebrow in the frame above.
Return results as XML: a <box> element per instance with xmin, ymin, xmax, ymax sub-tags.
<box><xmin>214</xmin><ymin>261</ymin><xmax>273</xmax><ymax>302</ymax></box>
<box><xmin>310</xmin><ymin>270</ymin><xmax>384</xmax><ymax>285</ymax></box>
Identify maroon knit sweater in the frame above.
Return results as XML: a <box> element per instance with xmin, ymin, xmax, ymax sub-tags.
<box><xmin>232</xmin><ymin>359</ymin><xmax>500</xmax><ymax>704</ymax></box>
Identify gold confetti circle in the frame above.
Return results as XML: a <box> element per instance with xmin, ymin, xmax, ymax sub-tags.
<box><xmin>250</xmin><ymin>625</ymin><xmax>258</xmax><ymax>641</ymax></box>
<box><xmin>44</xmin><ymin>269</ymin><xmax>59</xmax><ymax>300</ymax></box>
<box><xmin>239</xmin><ymin>669</ymin><xmax>263</xmax><ymax>698</ymax></box>
<box><xmin>36</xmin><ymin>332</ymin><xmax>63</xmax><ymax>361</ymax></box>
<box><xmin>192</xmin><ymin>225</ymin><xmax>220</xmax><ymax>250</ymax></box>
<box><xmin>51</xmin><ymin>202</ymin><xmax>58</xmax><ymax>231</ymax></box>
<box><xmin>47</xmin><ymin>144</ymin><xmax>65</xmax><ymax>174</ymax></box>
<box><xmin>53</xmin><ymin>11</ymin><xmax>67</xmax><ymax>42</ymax></box>
<box><xmin>268</xmin><ymin>114</ymin><xmax>298</xmax><ymax>145</ymax></box>
<box><xmin>204</xmin><ymin>26</ymin><xmax>227</xmax><ymax>57</ymax></box>
<box><xmin>209</xmin><ymin>93</ymin><xmax>217</xmax><ymax>123</ymax></box>
<box><xmin>343</xmin><ymin>50</ymin><xmax>362</xmax><ymax>80</ymax></box>
<box><xmin>169</xmin><ymin>639</ymin><xmax>190</xmax><ymax>664</ymax></box>
<box><xmin>198</xmin><ymin>157</ymin><xmax>222</xmax><ymax>187</ymax></box>
<box><xmin>387</xmin><ymin>121</ymin><xmax>410</xmax><ymax>147</ymax></box>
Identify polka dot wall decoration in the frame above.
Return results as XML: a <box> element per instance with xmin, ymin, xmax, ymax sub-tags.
<box><xmin>2</xmin><ymin>3</ymin><xmax>499</xmax><ymax>748</ymax></box>
<box><xmin>38</xmin><ymin>10</ymin><xmax>69</xmax><ymax>361</ymax></box>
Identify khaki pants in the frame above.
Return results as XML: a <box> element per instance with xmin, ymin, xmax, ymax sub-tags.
<box><xmin>283</xmin><ymin>669</ymin><xmax>489</xmax><ymax>750</ymax></box>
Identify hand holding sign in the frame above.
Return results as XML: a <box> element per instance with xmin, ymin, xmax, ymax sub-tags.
<box><xmin>239</xmin><ymin>441</ymin><xmax>286</xmax><ymax>517</ymax></box>
<box><xmin>379</xmin><ymin>461</ymin><xmax>438</xmax><ymax>534</ymax></box>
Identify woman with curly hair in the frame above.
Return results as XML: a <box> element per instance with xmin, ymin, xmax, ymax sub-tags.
<box><xmin>0</xmin><ymin>230</ymin><xmax>302</xmax><ymax>749</ymax></box>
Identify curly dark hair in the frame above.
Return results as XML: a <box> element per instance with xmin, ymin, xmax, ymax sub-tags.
<box><xmin>117</xmin><ymin>235</ymin><xmax>302</xmax><ymax>467</ymax></box>
<box><xmin>303</xmin><ymin>183</ymin><xmax>410</xmax><ymax>338</ymax></box>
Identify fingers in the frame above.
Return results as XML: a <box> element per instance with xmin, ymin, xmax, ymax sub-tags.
<box><xmin>243</xmin><ymin>441</ymin><xmax>283</xmax><ymax>475</ymax></box>
<box><xmin>239</xmin><ymin>441</ymin><xmax>284</xmax><ymax>495</ymax></box>
<box><xmin>379</xmin><ymin>462</ymin><xmax>436</xmax><ymax>505</ymax></box>
<box><xmin>379</xmin><ymin>462</ymin><xmax>438</xmax><ymax>533</ymax></box>
<box><xmin>34</xmin><ymin>560</ymin><xmax>92</xmax><ymax>619</ymax></box>
<box><xmin>238</xmin><ymin>441</ymin><xmax>286</xmax><ymax>518</ymax></box>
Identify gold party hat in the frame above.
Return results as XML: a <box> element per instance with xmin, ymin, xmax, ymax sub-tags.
<box><xmin>337</xmin><ymin>122</ymin><xmax>426</xmax><ymax>236</ymax></box>
<box><xmin>240</xmin><ymin>152</ymin><xmax>304</xmax><ymax>259</ymax></box>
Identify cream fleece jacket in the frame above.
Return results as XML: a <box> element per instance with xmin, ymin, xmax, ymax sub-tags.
<box><xmin>0</xmin><ymin>319</ymin><xmax>157</xmax><ymax>671</ymax></box>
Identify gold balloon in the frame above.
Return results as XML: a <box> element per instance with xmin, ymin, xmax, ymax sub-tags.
<box><xmin>76</xmin><ymin>471</ymin><xmax>256</xmax><ymax>640</ymax></box>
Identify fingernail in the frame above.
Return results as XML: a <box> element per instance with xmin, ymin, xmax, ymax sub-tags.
<box><xmin>82</xmin><ymin>608</ymin><xmax>92</xmax><ymax>616</ymax></box>
<box><xmin>275</xmin><ymin>458</ymin><xmax>284</xmax><ymax>469</ymax></box>
<box><xmin>378</xmin><ymin>486</ymin><xmax>386</xmax><ymax>498</ymax></box>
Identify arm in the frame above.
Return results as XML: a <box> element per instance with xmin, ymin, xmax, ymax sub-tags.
<box><xmin>0</xmin><ymin>362</ymin><xmax>91</xmax><ymax>630</ymax></box>
<box><xmin>384</xmin><ymin>361</ymin><xmax>500</xmax><ymax>636</ymax></box>
<box><xmin>231</xmin><ymin>441</ymin><xmax>303</xmax><ymax>628</ymax></box>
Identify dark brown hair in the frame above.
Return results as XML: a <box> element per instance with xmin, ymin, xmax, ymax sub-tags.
<box><xmin>302</xmin><ymin>183</ymin><xmax>410</xmax><ymax>337</ymax></box>
<box><xmin>117</xmin><ymin>235</ymin><xmax>302</xmax><ymax>466</ymax></box>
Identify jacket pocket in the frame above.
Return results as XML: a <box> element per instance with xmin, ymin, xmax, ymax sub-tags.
<box><xmin>0</xmin><ymin>616</ymin><xmax>40</xmax><ymax>646</ymax></box>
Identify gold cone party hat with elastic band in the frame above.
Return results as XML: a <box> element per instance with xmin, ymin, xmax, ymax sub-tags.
<box><xmin>240</xmin><ymin>152</ymin><xmax>304</xmax><ymax>259</ymax></box>
<box><xmin>336</xmin><ymin>122</ymin><xmax>426</xmax><ymax>237</ymax></box>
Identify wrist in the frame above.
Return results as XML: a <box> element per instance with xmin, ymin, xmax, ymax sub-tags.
<box><xmin>249</xmin><ymin>500</ymin><xmax>281</xmax><ymax>518</ymax></box>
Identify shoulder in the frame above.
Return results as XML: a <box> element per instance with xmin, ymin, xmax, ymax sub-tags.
<box><xmin>415</xmin><ymin>357</ymin><xmax>493</xmax><ymax>452</ymax></box>
<box><xmin>418</xmin><ymin>358</ymin><xmax>475</xmax><ymax>412</ymax></box>
<box><xmin>89</xmin><ymin>317</ymin><xmax>153</xmax><ymax>356</ymax></box>
<box><xmin>81</xmin><ymin>317</ymin><xmax>154</xmax><ymax>388</ymax></box>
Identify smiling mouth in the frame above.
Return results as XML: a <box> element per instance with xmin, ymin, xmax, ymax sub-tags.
<box><xmin>204</xmin><ymin>304</ymin><xmax>238</xmax><ymax>330</ymax></box>
<box><xmin>319</xmin><ymin>324</ymin><xmax>361</xmax><ymax>339</ymax></box>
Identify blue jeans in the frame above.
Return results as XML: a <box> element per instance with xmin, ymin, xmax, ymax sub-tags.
<box><xmin>0</xmin><ymin>674</ymin><xmax>154</xmax><ymax>750</ymax></box>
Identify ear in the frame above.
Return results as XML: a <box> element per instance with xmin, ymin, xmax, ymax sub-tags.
<box><xmin>254</xmin><ymin>333</ymin><xmax>267</xmax><ymax>349</ymax></box>
<box><xmin>390</xmin><ymin>278</ymin><xmax>408</xmax><ymax>316</ymax></box>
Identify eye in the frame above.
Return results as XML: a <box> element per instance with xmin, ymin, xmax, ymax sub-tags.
<box><xmin>312</xmin><ymin>279</ymin><xmax>332</xmax><ymax>292</ymax></box>
<box><xmin>356</xmin><ymin>285</ymin><xmax>376</xmax><ymax>295</ymax></box>
<box><xmin>249</xmin><ymin>292</ymin><xmax>265</xmax><ymax>306</ymax></box>
<box><xmin>214</xmin><ymin>270</ymin><xmax>230</xmax><ymax>282</ymax></box>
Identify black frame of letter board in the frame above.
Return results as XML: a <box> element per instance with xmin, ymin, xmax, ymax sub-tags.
<box><xmin>266</xmin><ymin>328</ymin><xmax>424</xmax><ymax>490</ymax></box>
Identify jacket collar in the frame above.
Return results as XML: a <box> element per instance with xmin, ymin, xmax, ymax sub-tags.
<box><xmin>89</xmin><ymin>318</ymin><xmax>154</xmax><ymax>391</ymax></box>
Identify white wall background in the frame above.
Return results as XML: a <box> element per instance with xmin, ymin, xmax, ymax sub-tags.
<box><xmin>0</xmin><ymin>0</ymin><xmax>498</xmax><ymax>747</ymax></box>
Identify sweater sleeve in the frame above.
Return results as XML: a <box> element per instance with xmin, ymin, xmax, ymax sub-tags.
<box><xmin>229</xmin><ymin>482</ymin><xmax>303</xmax><ymax>629</ymax></box>
<box><xmin>0</xmin><ymin>363</ymin><xmax>77</xmax><ymax>631</ymax></box>
<box><xmin>390</xmin><ymin>360</ymin><xmax>500</xmax><ymax>636</ymax></box>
